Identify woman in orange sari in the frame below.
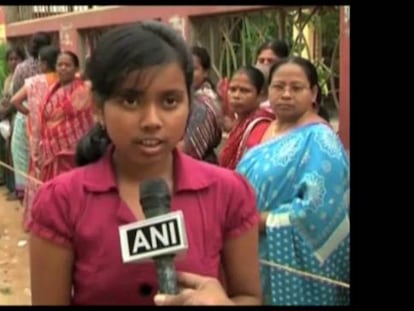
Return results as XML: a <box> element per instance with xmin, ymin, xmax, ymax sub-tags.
<box><xmin>11</xmin><ymin>46</ymin><xmax>60</xmax><ymax>221</ymax></box>
<box><xmin>219</xmin><ymin>66</ymin><xmax>274</xmax><ymax>170</ymax></box>
<box><xmin>37</xmin><ymin>51</ymin><xmax>94</xmax><ymax>184</ymax></box>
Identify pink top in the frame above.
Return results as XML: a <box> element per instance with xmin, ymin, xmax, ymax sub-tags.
<box><xmin>26</xmin><ymin>147</ymin><xmax>259</xmax><ymax>305</ymax></box>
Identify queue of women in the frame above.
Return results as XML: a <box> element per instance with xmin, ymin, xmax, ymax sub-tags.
<box><xmin>0</xmin><ymin>22</ymin><xmax>349</xmax><ymax>306</ymax></box>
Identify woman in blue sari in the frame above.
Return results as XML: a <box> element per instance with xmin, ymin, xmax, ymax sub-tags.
<box><xmin>237</xmin><ymin>57</ymin><xmax>349</xmax><ymax>305</ymax></box>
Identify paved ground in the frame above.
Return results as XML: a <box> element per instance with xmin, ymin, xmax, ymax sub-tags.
<box><xmin>0</xmin><ymin>187</ymin><xmax>31</xmax><ymax>305</ymax></box>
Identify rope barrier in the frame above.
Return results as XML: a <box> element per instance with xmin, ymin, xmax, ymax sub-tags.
<box><xmin>0</xmin><ymin>160</ymin><xmax>43</xmax><ymax>185</ymax></box>
<box><xmin>260</xmin><ymin>259</ymin><xmax>350</xmax><ymax>289</ymax></box>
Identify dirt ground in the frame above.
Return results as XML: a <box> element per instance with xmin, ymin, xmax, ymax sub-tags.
<box><xmin>0</xmin><ymin>187</ymin><xmax>31</xmax><ymax>305</ymax></box>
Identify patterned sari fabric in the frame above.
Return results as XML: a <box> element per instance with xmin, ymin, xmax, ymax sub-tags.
<box><xmin>219</xmin><ymin>109</ymin><xmax>274</xmax><ymax>170</ymax></box>
<box><xmin>237</xmin><ymin>123</ymin><xmax>350</xmax><ymax>305</ymax></box>
<box><xmin>38</xmin><ymin>78</ymin><xmax>94</xmax><ymax>183</ymax></box>
<box><xmin>0</xmin><ymin>75</ymin><xmax>15</xmax><ymax>192</ymax></box>
<box><xmin>10</xmin><ymin>57</ymin><xmax>41</xmax><ymax>199</ymax></box>
<box><xmin>10</xmin><ymin>103</ymin><xmax>29</xmax><ymax>197</ymax></box>
<box><xmin>22</xmin><ymin>73</ymin><xmax>59</xmax><ymax>220</ymax></box>
<box><xmin>184</xmin><ymin>82</ymin><xmax>222</xmax><ymax>164</ymax></box>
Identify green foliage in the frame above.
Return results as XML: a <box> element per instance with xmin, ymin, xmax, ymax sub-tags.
<box><xmin>0</xmin><ymin>43</ymin><xmax>9</xmax><ymax>92</ymax></box>
<box><xmin>219</xmin><ymin>11</ymin><xmax>287</xmax><ymax>80</ymax></box>
<box><xmin>191</xmin><ymin>6</ymin><xmax>340</xmax><ymax>110</ymax></box>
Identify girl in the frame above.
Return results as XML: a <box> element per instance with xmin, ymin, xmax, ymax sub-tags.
<box><xmin>28</xmin><ymin>22</ymin><xmax>261</xmax><ymax>306</ymax></box>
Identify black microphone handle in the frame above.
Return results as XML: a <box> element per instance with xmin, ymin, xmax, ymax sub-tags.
<box><xmin>154</xmin><ymin>254</ymin><xmax>178</xmax><ymax>294</ymax></box>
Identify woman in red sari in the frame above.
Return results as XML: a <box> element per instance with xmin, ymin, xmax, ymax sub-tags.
<box><xmin>38</xmin><ymin>51</ymin><xmax>94</xmax><ymax>183</ymax></box>
<box><xmin>219</xmin><ymin>66</ymin><xmax>274</xmax><ymax>170</ymax></box>
<box><xmin>10</xmin><ymin>46</ymin><xmax>60</xmax><ymax>227</ymax></box>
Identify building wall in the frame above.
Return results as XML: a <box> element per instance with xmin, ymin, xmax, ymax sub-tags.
<box><xmin>2</xmin><ymin>5</ymin><xmax>349</xmax><ymax>149</ymax></box>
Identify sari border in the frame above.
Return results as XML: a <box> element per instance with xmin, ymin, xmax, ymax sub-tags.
<box><xmin>315</xmin><ymin>215</ymin><xmax>350</xmax><ymax>264</ymax></box>
<box><xmin>266</xmin><ymin>212</ymin><xmax>291</xmax><ymax>228</ymax></box>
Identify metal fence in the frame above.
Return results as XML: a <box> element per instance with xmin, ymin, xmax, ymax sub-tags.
<box><xmin>189</xmin><ymin>6</ymin><xmax>340</xmax><ymax>111</ymax></box>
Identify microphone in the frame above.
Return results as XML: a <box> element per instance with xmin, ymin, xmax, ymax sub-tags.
<box><xmin>118</xmin><ymin>178</ymin><xmax>188</xmax><ymax>295</ymax></box>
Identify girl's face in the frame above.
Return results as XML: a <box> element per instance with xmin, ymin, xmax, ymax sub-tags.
<box><xmin>97</xmin><ymin>62</ymin><xmax>190</xmax><ymax>167</ymax></box>
<box><xmin>227</xmin><ymin>72</ymin><xmax>260</xmax><ymax>116</ymax></box>
<box><xmin>268</xmin><ymin>63</ymin><xmax>317</xmax><ymax>122</ymax></box>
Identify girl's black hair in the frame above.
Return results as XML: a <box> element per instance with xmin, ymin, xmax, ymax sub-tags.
<box><xmin>38</xmin><ymin>45</ymin><xmax>60</xmax><ymax>72</ymax></box>
<box><xmin>75</xmin><ymin>21</ymin><xmax>194</xmax><ymax>166</ymax></box>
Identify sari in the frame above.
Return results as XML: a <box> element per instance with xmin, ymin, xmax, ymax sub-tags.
<box><xmin>38</xmin><ymin>78</ymin><xmax>94</xmax><ymax>183</ymax></box>
<box><xmin>219</xmin><ymin>109</ymin><xmax>274</xmax><ymax>170</ymax></box>
<box><xmin>184</xmin><ymin>81</ymin><xmax>222</xmax><ymax>164</ymax></box>
<box><xmin>22</xmin><ymin>73</ymin><xmax>59</xmax><ymax>220</ymax></box>
<box><xmin>0</xmin><ymin>75</ymin><xmax>15</xmax><ymax>192</ymax></box>
<box><xmin>11</xmin><ymin>103</ymin><xmax>29</xmax><ymax>198</ymax></box>
<box><xmin>10</xmin><ymin>57</ymin><xmax>41</xmax><ymax>198</ymax></box>
<box><xmin>237</xmin><ymin>123</ymin><xmax>350</xmax><ymax>305</ymax></box>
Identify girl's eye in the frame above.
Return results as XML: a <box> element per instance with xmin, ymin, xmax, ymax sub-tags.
<box><xmin>122</xmin><ymin>97</ymin><xmax>139</xmax><ymax>108</ymax></box>
<box><xmin>163</xmin><ymin>96</ymin><xmax>178</xmax><ymax>108</ymax></box>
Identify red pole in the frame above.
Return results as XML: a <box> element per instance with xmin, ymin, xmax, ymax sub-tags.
<box><xmin>339</xmin><ymin>6</ymin><xmax>350</xmax><ymax>151</ymax></box>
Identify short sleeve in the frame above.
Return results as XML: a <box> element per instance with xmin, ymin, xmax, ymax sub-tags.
<box><xmin>12</xmin><ymin>63</ymin><xmax>24</xmax><ymax>95</ymax></box>
<box><xmin>25</xmin><ymin>180</ymin><xmax>73</xmax><ymax>249</ymax></box>
<box><xmin>224</xmin><ymin>172</ymin><xmax>259</xmax><ymax>238</ymax></box>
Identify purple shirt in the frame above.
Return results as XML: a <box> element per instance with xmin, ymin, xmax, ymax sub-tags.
<box><xmin>27</xmin><ymin>147</ymin><xmax>259</xmax><ymax>305</ymax></box>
